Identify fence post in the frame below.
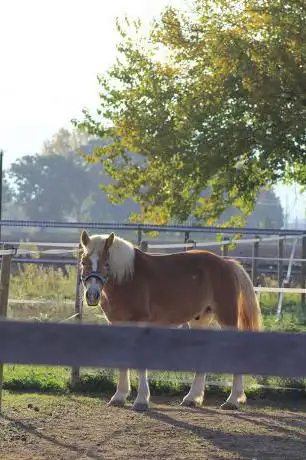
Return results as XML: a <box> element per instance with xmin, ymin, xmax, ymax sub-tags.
<box><xmin>184</xmin><ymin>231</ymin><xmax>196</xmax><ymax>252</ymax></box>
<box><xmin>221</xmin><ymin>236</ymin><xmax>230</xmax><ymax>258</ymax></box>
<box><xmin>0</xmin><ymin>247</ymin><xmax>13</xmax><ymax>412</ymax></box>
<box><xmin>71</xmin><ymin>244</ymin><xmax>83</xmax><ymax>389</ymax></box>
<box><xmin>278</xmin><ymin>238</ymin><xmax>284</xmax><ymax>296</ymax></box>
<box><xmin>276</xmin><ymin>237</ymin><xmax>299</xmax><ymax>321</ymax></box>
<box><xmin>140</xmin><ymin>241</ymin><xmax>148</xmax><ymax>252</ymax></box>
<box><xmin>251</xmin><ymin>236</ymin><xmax>260</xmax><ymax>284</ymax></box>
<box><xmin>137</xmin><ymin>227</ymin><xmax>142</xmax><ymax>247</ymax></box>
<box><xmin>302</xmin><ymin>233</ymin><xmax>306</xmax><ymax>310</ymax></box>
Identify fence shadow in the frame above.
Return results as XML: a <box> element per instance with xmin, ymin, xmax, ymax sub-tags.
<box><xmin>146</xmin><ymin>407</ymin><xmax>306</xmax><ymax>459</ymax></box>
<box><xmin>0</xmin><ymin>414</ymin><xmax>102</xmax><ymax>459</ymax></box>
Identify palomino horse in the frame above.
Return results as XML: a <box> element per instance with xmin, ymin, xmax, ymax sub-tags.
<box><xmin>80</xmin><ymin>230</ymin><xmax>262</xmax><ymax>411</ymax></box>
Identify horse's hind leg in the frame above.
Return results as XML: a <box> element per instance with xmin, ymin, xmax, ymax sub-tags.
<box><xmin>108</xmin><ymin>369</ymin><xmax>131</xmax><ymax>407</ymax></box>
<box><xmin>132</xmin><ymin>369</ymin><xmax>150</xmax><ymax>411</ymax></box>
<box><xmin>214</xmin><ymin>322</ymin><xmax>246</xmax><ymax>410</ymax></box>
<box><xmin>214</xmin><ymin>290</ymin><xmax>247</xmax><ymax>410</ymax></box>
<box><xmin>180</xmin><ymin>316</ymin><xmax>212</xmax><ymax>407</ymax></box>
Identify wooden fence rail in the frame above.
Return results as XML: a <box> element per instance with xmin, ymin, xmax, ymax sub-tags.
<box><xmin>0</xmin><ymin>320</ymin><xmax>306</xmax><ymax>378</ymax></box>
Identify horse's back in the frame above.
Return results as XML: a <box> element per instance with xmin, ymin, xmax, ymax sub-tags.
<box><xmin>135</xmin><ymin>247</ymin><xmax>221</xmax><ymax>267</ymax></box>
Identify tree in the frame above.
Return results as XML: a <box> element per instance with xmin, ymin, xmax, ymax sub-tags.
<box><xmin>2</xmin><ymin>172</ymin><xmax>15</xmax><ymax>217</ymax></box>
<box><xmin>8</xmin><ymin>154</ymin><xmax>96</xmax><ymax>221</ymax></box>
<box><xmin>219</xmin><ymin>189</ymin><xmax>284</xmax><ymax>228</ymax></box>
<box><xmin>41</xmin><ymin>127</ymin><xmax>140</xmax><ymax>222</ymax></box>
<box><xmin>8</xmin><ymin>128</ymin><xmax>140</xmax><ymax>222</ymax></box>
<box><xmin>3</xmin><ymin>172</ymin><xmax>13</xmax><ymax>205</ymax></box>
<box><xmin>42</xmin><ymin>127</ymin><xmax>92</xmax><ymax>159</ymax></box>
<box><xmin>247</xmin><ymin>190</ymin><xmax>284</xmax><ymax>229</ymax></box>
<box><xmin>74</xmin><ymin>0</ymin><xmax>306</xmax><ymax>225</ymax></box>
<box><xmin>8</xmin><ymin>127</ymin><xmax>104</xmax><ymax>221</ymax></box>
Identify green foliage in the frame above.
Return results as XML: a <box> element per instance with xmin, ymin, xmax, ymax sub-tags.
<box><xmin>75</xmin><ymin>0</ymin><xmax>306</xmax><ymax>225</ymax></box>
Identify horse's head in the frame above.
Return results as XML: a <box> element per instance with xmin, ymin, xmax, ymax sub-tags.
<box><xmin>79</xmin><ymin>230</ymin><xmax>115</xmax><ymax>306</ymax></box>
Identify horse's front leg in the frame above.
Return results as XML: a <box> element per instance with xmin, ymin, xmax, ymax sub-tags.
<box><xmin>181</xmin><ymin>372</ymin><xmax>206</xmax><ymax>407</ymax></box>
<box><xmin>108</xmin><ymin>369</ymin><xmax>131</xmax><ymax>407</ymax></box>
<box><xmin>132</xmin><ymin>369</ymin><xmax>150</xmax><ymax>411</ymax></box>
<box><xmin>221</xmin><ymin>374</ymin><xmax>246</xmax><ymax>410</ymax></box>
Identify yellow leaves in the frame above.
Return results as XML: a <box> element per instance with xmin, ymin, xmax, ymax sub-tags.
<box><xmin>243</xmin><ymin>7</ymin><xmax>271</xmax><ymax>30</ymax></box>
<box><xmin>155</xmin><ymin>62</ymin><xmax>179</xmax><ymax>78</ymax></box>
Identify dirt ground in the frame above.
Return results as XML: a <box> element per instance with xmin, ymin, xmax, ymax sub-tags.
<box><xmin>0</xmin><ymin>393</ymin><xmax>305</xmax><ymax>460</ymax></box>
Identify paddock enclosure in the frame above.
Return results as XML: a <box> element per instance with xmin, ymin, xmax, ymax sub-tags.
<box><xmin>0</xmin><ymin>220</ymin><xmax>306</xmax><ymax>459</ymax></box>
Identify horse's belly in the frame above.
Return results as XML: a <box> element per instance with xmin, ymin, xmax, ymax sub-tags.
<box><xmin>149</xmin><ymin>298</ymin><xmax>201</xmax><ymax>324</ymax></box>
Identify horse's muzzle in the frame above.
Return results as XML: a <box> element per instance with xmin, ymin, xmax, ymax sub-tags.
<box><xmin>85</xmin><ymin>285</ymin><xmax>101</xmax><ymax>306</ymax></box>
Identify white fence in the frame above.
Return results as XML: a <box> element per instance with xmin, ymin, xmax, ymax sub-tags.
<box><xmin>3</xmin><ymin>232</ymin><xmax>306</xmax><ymax>306</ymax></box>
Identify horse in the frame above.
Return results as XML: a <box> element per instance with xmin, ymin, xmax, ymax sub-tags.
<box><xmin>79</xmin><ymin>230</ymin><xmax>262</xmax><ymax>411</ymax></box>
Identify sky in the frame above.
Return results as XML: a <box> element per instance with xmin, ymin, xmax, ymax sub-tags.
<box><xmin>0</xmin><ymin>0</ymin><xmax>184</xmax><ymax>169</ymax></box>
<box><xmin>0</xmin><ymin>0</ymin><xmax>305</xmax><ymax>223</ymax></box>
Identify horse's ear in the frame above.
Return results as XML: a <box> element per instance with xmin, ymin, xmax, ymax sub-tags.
<box><xmin>105</xmin><ymin>232</ymin><xmax>115</xmax><ymax>249</ymax></box>
<box><xmin>80</xmin><ymin>230</ymin><xmax>90</xmax><ymax>247</ymax></box>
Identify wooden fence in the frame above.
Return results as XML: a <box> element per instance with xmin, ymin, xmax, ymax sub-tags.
<box><xmin>1</xmin><ymin>242</ymin><xmax>306</xmax><ymax>412</ymax></box>
<box><xmin>0</xmin><ymin>319</ymin><xmax>306</xmax><ymax>378</ymax></box>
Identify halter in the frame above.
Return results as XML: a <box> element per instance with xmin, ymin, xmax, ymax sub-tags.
<box><xmin>81</xmin><ymin>262</ymin><xmax>111</xmax><ymax>288</ymax></box>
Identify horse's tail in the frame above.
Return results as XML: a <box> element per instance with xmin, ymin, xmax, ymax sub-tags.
<box><xmin>228</xmin><ymin>259</ymin><xmax>262</xmax><ymax>332</ymax></box>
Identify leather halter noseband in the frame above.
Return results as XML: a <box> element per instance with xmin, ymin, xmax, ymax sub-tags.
<box><xmin>81</xmin><ymin>262</ymin><xmax>111</xmax><ymax>288</ymax></box>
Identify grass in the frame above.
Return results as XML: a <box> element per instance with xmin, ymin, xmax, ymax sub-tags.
<box><xmin>5</xmin><ymin>263</ymin><xmax>306</xmax><ymax>399</ymax></box>
<box><xmin>10</xmin><ymin>264</ymin><xmax>76</xmax><ymax>302</ymax></box>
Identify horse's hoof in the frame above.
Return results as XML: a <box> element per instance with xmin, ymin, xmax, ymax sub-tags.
<box><xmin>238</xmin><ymin>394</ymin><xmax>247</xmax><ymax>404</ymax></box>
<box><xmin>220</xmin><ymin>401</ymin><xmax>239</xmax><ymax>411</ymax></box>
<box><xmin>132</xmin><ymin>402</ymin><xmax>150</xmax><ymax>412</ymax></box>
<box><xmin>180</xmin><ymin>399</ymin><xmax>201</xmax><ymax>408</ymax></box>
<box><xmin>107</xmin><ymin>399</ymin><xmax>125</xmax><ymax>408</ymax></box>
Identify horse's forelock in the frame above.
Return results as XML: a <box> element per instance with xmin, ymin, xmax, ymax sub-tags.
<box><xmin>82</xmin><ymin>234</ymin><xmax>135</xmax><ymax>283</ymax></box>
<box><xmin>86</xmin><ymin>235</ymin><xmax>107</xmax><ymax>254</ymax></box>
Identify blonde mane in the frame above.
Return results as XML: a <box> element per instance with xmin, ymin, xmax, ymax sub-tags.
<box><xmin>85</xmin><ymin>234</ymin><xmax>135</xmax><ymax>283</ymax></box>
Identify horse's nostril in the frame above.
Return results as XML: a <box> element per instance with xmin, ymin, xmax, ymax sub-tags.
<box><xmin>85</xmin><ymin>286</ymin><xmax>100</xmax><ymax>305</ymax></box>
